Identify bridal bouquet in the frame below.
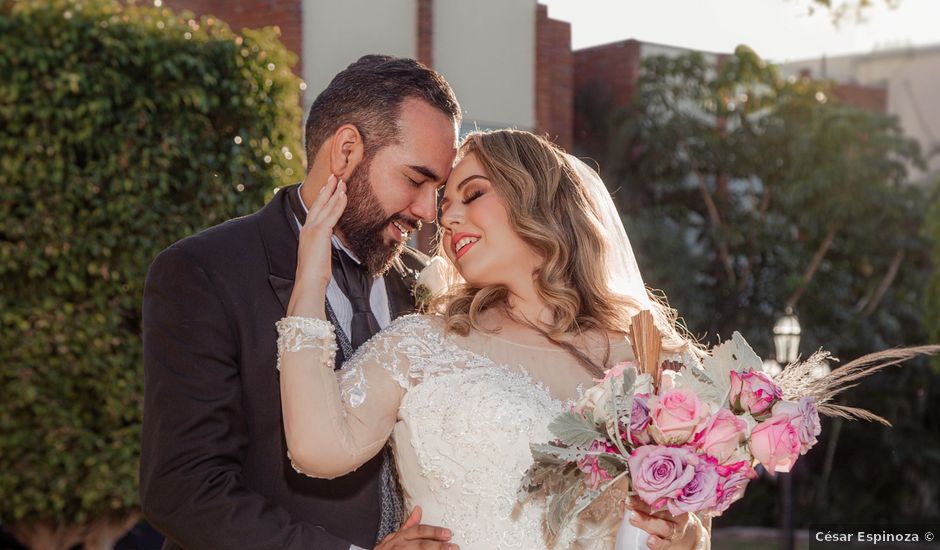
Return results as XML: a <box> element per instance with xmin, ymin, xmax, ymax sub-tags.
<box><xmin>519</xmin><ymin>311</ymin><xmax>936</xmax><ymax>538</ymax></box>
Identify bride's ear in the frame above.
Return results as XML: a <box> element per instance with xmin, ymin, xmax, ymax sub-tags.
<box><xmin>329</xmin><ymin>124</ymin><xmax>365</xmax><ymax>181</ymax></box>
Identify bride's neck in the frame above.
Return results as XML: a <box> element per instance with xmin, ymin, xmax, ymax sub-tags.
<box><xmin>505</xmin><ymin>281</ymin><xmax>552</xmax><ymax>329</ymax></box>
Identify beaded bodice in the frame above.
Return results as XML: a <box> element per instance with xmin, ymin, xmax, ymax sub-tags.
<box><xmin>339</xmin><ymin>315</ymin><xmax>625</xmax><ymax>549</ymax></box>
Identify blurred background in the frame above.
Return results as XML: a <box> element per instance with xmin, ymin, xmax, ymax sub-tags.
<box><xmin>1</xmin><ymin>0</ymin><xmax>938</xmax><ymax>548</ymax></box>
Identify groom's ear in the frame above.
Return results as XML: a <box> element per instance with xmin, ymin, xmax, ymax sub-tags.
<box><xmin>329</xmin><ymin>124</ymin><xmax>365</xmax><ymax>181</ymax></box>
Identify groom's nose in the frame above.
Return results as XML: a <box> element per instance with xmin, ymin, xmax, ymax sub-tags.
<box><xmin>409</xmin><ymin>183</ymin><xmax>438</xmax><ymax>223</ymax></box>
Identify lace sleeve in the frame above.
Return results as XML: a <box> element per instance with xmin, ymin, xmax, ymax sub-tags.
<box><xmin>338</xmin><ymin>314</ymin><xmax>453</xmax><ymax>409</ymax></box>
<box><xmin>276</xmin><ymin>316</ymin><xmax>411</xmax><ymax>480</ymax></box>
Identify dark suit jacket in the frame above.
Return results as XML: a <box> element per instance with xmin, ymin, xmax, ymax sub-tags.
<box><xmin>140</xmin><ymin>184</ymin><xmax>427</xmax><ymax>550</ymax></box>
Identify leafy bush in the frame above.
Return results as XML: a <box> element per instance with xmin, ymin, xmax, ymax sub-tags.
<box><xmin>0</xmin><ymin>0</ymin><xmax>303</xmax><ymax>546</ymax></box>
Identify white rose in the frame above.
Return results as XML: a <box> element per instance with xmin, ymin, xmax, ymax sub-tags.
<box><xmin>577</xmin><ymin>383</ymin><xmax>612</xmax><ymax>423</ymax></box>
<box><xmin>416</xmin><ymin>256</ymin><xmax>458</xmax><ymax>297</ymax></box>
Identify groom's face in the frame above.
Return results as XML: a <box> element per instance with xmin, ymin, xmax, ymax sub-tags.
<box><xmin>338</xmin><ymin>98</ymin><xmax>457</xmax><ymax>275</ymax></box>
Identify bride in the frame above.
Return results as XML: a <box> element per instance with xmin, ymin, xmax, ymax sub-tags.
<box><xmin>278</xmin><ymin>129</ymin><xmax>710</xmax><ymax>550</ymax></box>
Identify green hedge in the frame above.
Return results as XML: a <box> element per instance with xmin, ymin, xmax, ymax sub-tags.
<box><xmin>0</xmin><ymin>0</ymin><xmax>303</xmax><ymax>546</ymax></box>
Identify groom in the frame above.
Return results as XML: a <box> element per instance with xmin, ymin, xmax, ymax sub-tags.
<box><xmin>141</xmin><ymin>55</ymin><xmax>461</xmax><ymax>549</ymax></box>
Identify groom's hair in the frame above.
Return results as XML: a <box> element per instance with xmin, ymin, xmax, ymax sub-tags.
<box><xmin>304</xmin><ymin>55</ymin><xmax>461</xmax><ymax>169</ymax></box>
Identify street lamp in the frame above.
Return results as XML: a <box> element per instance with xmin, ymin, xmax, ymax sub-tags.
<box><xmin>773</xmin><ymin>308</ymin><xmax>801</xmax><ymax>550</ymax></box>
<box><xmin>773</xmin><ymin>307</ymin><xmax>802</xmax><ymax>366</ymax></box>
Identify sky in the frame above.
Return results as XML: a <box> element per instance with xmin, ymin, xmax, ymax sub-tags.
<box><xmin>538</xmin><ymin>0</ymin><xmax>940</xmax><ymax>62</ymax></box>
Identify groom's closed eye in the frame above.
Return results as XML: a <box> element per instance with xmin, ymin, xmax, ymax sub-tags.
<box><xmin>407</xmin><ymin>164</ymin><xmax>441</xmax><ymax>184</ymax></box>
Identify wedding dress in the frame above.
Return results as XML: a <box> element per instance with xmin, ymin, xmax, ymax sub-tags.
<box><xmin>277</xmin><ymin>154</ymin><xmax>709</xmax><ymax>549</ymax></box>
<box><xmin>277</xmin><ymin>313</ymin><xmax>635</xmax><ymax>549</ymax></box>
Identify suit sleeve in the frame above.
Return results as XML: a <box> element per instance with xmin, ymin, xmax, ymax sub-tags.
<box><xmin>139</xmin><ymin>245</ymin><xmax>350</xmax><ymax>550</ymax></box>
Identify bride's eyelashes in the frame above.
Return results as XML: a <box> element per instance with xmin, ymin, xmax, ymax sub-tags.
<box><xmin>462</xmin><ymin>189</ymin><xmax>484</xmax><ymax>204</ymax></box>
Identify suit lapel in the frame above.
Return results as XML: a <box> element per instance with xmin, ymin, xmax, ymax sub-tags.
<box><xmin>258</xmin><ymin>185</ymin><xmax>301</xmax><ymax>311</ymax></box>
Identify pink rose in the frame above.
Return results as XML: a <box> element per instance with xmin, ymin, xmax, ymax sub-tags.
<box><xmin>595</xmin><ymin>361</ymin><xmax>637</xmax><ymax>383</ymax></box>
<box><xmin>713</xmin><ymin>460</ymin><xmax>758</xmax><ymax>515</ymax></box>
<box><xmin>772</xmin><ymin>396</ymin><xmax>821</xmax><ymax>454</ymax></box>
<box><xmin>629</xmin><ymin>394</ymin><xmax>652</xmax><ymax>446</ymax></box>
<box><xmin>729</xmin><ymin>369</ymin><xmax>782</xmax><ymax>418</ymax></box>
<box><xmin>578</xmin><ymin>440</ymin><xmax>618</xmax><ymax>490</ymax></box>
<box><xmin>749</xmin><ymin>414</ymin><xmax>801</xmax><ymax>473</ymax></box>
<box><xmin>693</xmin><ymin>408</ymin><xmax>748</xmax><ymax>464</ymax></box>
<box><xmin>667</xmin><ymin>456</ymin><xmax>719</xmax><ymax>515</ymax></box>
<box><xmin>628</xmin><ymin>445</ymin><xmax>698</xmax><ymax>510</ymax></box>
<box><xmin>648</xmin><ymin>389</ymin><xmax>709</xmax><ymax>445</ymax></box>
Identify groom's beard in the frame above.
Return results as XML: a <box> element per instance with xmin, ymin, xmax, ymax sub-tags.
<box><xmin>337</xmin><ymin>157</ymin><xmax>420</xmax><ymax>276</ymax></box>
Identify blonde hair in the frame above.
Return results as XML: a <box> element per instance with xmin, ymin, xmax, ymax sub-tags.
<box><xmin>433</xmin><ymin>130</ymin><xmax>692</xmax><ymax>377</ymax></box>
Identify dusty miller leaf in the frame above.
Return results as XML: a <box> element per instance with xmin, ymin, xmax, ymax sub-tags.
<box><xmin>679</xmin><ymin>331</ymin><xmax>762</xmax><ymax>406</ymax></box>
<box><xmin>546</xmin><ymin>474</ymin><xmax>585</xmax><ymax>541</ymax></box>
<box><xmin>530</xmin><ymin>442</ymin><xmax>590</xmax><ymax>463</ymax></box>
<box><xmin>549</xmin><ymin>411</ymin><xmax>605</xmax><ymax>448</ymax></box>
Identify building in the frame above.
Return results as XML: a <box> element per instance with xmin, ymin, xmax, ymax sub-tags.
<box><xmin>782</xmin><ymin>45</ymin><xmax>940</xmax><ymax>179</ymax></box>
<box><xmin>161</xmin><ymin>0</ymin><xmax>574</xmax><ymax>150</ymax></box>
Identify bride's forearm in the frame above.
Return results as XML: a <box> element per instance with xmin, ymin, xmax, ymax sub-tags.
<box><xmin>286</xmin><ymin>280</ymin><xmax>327</xmax><ymax>319</ymax></box>
<box><xmin>277</xmin><ymin>317</ymin><xmax>385</xmax><ymax>479</ymax></box>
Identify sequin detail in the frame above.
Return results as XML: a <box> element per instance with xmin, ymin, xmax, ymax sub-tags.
<box><xmin>275</xmin><ymin>316</ymin><xmax>336</xmax><ymax>371</ymax></box>
<box><xmin>338</xmin><ymin>315</ymin><xmax>620</xmax><ymax>549</ymax></box>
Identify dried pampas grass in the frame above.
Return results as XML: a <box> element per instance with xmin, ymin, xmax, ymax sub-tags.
<box><xmin>774</xmin><ymin>345</ymin><xmax>940</xmax><ymax>426</ymax></box>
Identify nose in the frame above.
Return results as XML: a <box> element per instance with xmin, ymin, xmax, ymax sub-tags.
<box><xmin>439</xmin><ymin>203</ymin><xmax>460</xmax><ymax>231</ymax></box>
<box><xmin>410</xmin><ymin>184</ymin><xmax>438</xmax><ymax>224</ymax></box>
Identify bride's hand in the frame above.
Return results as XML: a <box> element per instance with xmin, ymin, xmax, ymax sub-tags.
<box><xmin>625</xmin><ymin>496</ymin><xmax>700</xmax><ymax>550</ymax></box>
<box><xmin>286</xmin><ymin>174</ymin><xmax>347</xmax><ymax>318</ymax></box>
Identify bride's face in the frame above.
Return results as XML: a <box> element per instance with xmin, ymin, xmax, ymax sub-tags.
<box><xmin>439</xmin><ymin>153</ymin><xmax>541</xmax><ymax>287</ymax></box>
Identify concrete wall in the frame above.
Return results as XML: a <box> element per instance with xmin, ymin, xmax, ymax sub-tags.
<box><xmin>302</xmin><ymin>0</ymin><xmax>417</xmax><ymax>111</ymax></box>
<box><xmin>433</xmin><ymin>0</ymin><xmax>536</xmax><ymax>132</ymax></box>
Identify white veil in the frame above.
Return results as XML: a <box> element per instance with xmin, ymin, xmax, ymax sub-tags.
<box><xmin>565</xmin><ymin>154</ymin><xmax>652</xmax><ymax>313</ymax></box>
<box><xmin>567</xmin><ymin>155</ymin><xmax>685</xmax><ymax>550</ymax></box>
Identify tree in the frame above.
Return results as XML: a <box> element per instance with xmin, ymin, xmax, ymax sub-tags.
<box><xmin>576</xmin><ymin>45</ymin><xmax>938</xmax><ymax>524</ymax></box>
<box><xmin>793</xmin><ymin>0</ymin><xmax>903</xmax><ymax>23</ymax></box>
<box><xmin>0</xmin><ymin>0</ymin><xmax>303</xmax><ymax>547</ymax></box>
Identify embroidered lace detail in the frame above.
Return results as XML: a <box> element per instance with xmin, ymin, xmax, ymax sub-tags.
<box><xmin>275</xmin><ymin>316</ymin><xmax>336</xmax><ymax>372</ymax></box>
<box><xmin>335</xmin><ymin>314</ymin><xmax>617</xmax><ymax>548</ymax></box>
<box><xmin>339</xmin><ymin>314</ymin><xmax>489</xmax><ymax>408</ymax></box>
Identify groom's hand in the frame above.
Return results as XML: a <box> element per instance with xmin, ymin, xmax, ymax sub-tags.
<box><xmin>375</xmin><ymin>506</ymin><xmax>458</xmax><ymax>550</ymax></box>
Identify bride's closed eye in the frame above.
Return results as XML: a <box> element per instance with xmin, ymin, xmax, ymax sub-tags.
<box><xmin>462</xmin><ymin>189</ymin><xmax>484</xmax><ymax>204</ymax></box>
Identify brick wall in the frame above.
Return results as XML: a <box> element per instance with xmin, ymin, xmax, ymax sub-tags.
<box><xmin>573</xmin><ymin>40</ymin><xmax>642</xmax><ymax>111</ymax></box>
<box><xmin>572</xmin><ymin>39</ymin><xmax>641</xmax><ymax>153</ymax></box>
<box><xmin>833</xmin><ymin>83</ymin><xmax>888</xmax><ymax>113</ymax></box>
<box><xmin>161</xmin><ymin>0</ymin><xmax>303</xmax><ymax>74</ymax></box>
<box><xmin>535</xmin><ymin>4</ymin><xmax>573</xmax><ymax>151</ymax></box>
<box><xmin>417</xmin><ymin>0</ymin><xmax>433</xmax><ymax>67</ymax></box>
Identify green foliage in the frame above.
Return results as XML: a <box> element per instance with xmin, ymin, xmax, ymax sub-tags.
<box><xmin>795</xmin><ymin>0</ymin><xmax>903</xmax><ymax>23</ymax></box>
<box><xmin>0</xmin><ymin>0</ymin><xmax>303</xmax><ymax>538</ymax></box>
<box><xmin>924</xmin><ymin>187</ymin><xmax>940</xmax><ymax>371</ymax></box>
<box><xmin>576</xmin><ymin>45</ymin><xmax>938</xmax><ymax>526</ymax></box>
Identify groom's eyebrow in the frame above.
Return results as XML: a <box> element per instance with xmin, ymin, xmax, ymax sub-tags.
<box><xmin>407</xmin><ymin>165</ymin><xmax>441</xmax><ymax>182</ymax></box>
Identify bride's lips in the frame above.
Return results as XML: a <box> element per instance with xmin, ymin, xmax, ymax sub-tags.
<box><xmin>451</xmin><ymin>232</ymin><xmax>481</xmax><ymax>261</ymax></box>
